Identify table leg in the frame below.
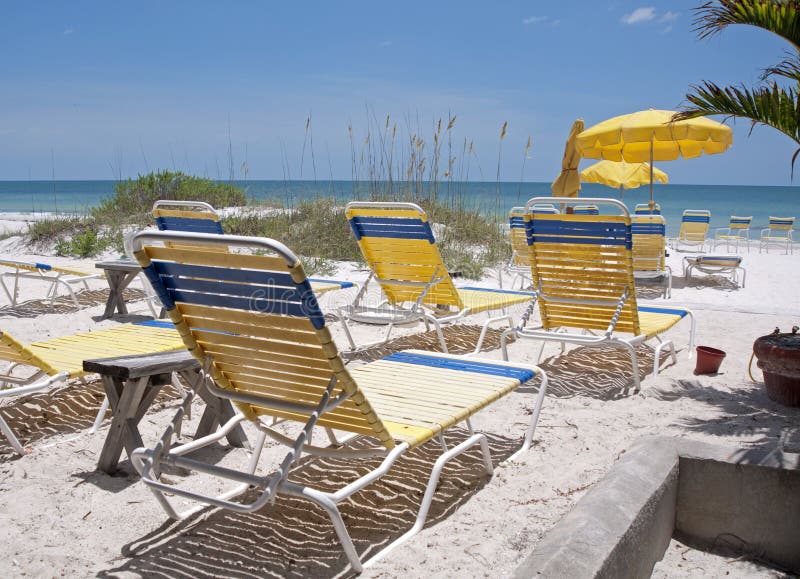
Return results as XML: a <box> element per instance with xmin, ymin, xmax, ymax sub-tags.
<box><xmin>97</xmin><ymin>376</ymin><xmax>152</xmax><ymax>474</ymax></box>
<box><xmin>102</xmin><ymin>271</ymin><xmax>138</xmax><ymax>318</ymax></box>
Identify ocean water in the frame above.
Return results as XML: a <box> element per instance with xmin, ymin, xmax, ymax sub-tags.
<box><xmin>0</xmin><ymin>179</ymin><xmax>797</xmax><ymax>237</ymax></box>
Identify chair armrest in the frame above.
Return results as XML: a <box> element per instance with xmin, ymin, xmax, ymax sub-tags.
<box><xmin>714</xmin><ymin>227</ymin><xmax>730</xmax><ymax>238</ymax></box>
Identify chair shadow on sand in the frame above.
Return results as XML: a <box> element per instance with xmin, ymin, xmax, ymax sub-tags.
<box><xmin>0</xmin><ymin>287</ymin><xmax>147</xmax><ymax>318</ymax></box>
<box><xmin>98</xmin><ymin>429</ymin><xmax>520</xmax><ymax>578</ymax></box>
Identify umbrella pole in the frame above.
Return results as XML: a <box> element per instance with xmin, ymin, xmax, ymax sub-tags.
<box><xmin>648</xmin><ymin>136</ymin><xmax>655</xmax><ymax>209</ymax></box>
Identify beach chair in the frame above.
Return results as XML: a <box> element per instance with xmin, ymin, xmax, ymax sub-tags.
<box><xmin>713</xmin><ymin>216</ymin><xmax>752</xmax><ymax>252</ymax></box>
<box><xmin>0</xmin><ymin>259</ymin><xmax>103</xmax><ymax>308</ymax></box>
<box><xmin>573</xmin><ymin>205</ymin><xmax>599</xmax><ymax>215</ymax></box>
<box><xmin>506</xmin><ymin>207</ymin><xmax>533</xmax><ymax>289</ymax></box>
<box><xmin>0</xmin><ymin>321</ymin><xmax>183</xmax><ymax>455</ymax></box>
<box><xmin>129</xmin><ymin>230</ymin><xmax>548</xmax><ymax>572</ymax></box>
<box><xmin>682</xmin><ymin>255</ymin><xmax>746</xmax><ymax>287</ymax></box>
<box><xmin>675</xmin><ymin>209</ymin><xmax>711</xmax><ymax>251</ymax></box>
<box><xmin>632</xmin><ymin>215</ymin><xmax>672</xmax><ymax>298</ymax></box>
<box><xmin>634</xmin><ymin>203</ymin><xmax>661</xmax><ymax>215</ymax></box>
<box><xmin>501</xmin><ymin>197</ymin><xmax>695</xmax><ymax>391</ymax></box>
<box><xmin>759</xmin><ymin>216</ymin><xmax>795</xmax><ymax>254</ymax></box>
<box><xmin>342</xmin><ymin>202</ymin><xmax>536</xmax><ymax>353</ymax></box>
<box><xmin>152</xmin><ymin>200</ymin><xmax>356</xmax><ymax>295</ymax></box>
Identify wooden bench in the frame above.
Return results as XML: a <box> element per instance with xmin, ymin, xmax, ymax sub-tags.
<box><xmin>84</xmin><ymin>349</ymin><xmax>248</xmax><ymax>474</ymax></box>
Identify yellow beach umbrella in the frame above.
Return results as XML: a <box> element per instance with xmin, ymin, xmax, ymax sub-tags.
<box><xmin>576</xmin><ymin>109</ymin><xmax>732</xmax><ymax>202</ymax></box>
<box><xmin>551</xmin><ymin>118</ymin><xmax>584</xmax><ymax>198</ymax></box>
<box><xmin>580</xmin><ymin>160</ymin><xmax>668</xmax><ymax>199</ymax></box>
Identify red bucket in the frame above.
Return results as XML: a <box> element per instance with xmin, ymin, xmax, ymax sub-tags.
<box><xmin>695</xmin><ymin>346</ymin><xmax>726</xmax><ymax>375</ymax></box>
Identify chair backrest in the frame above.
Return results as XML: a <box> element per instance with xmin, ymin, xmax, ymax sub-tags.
<box><xmin>0</xmin><ymin>331</ymin><xmax>55</xmax><ymax>375</ymax></box>
<box><xmin>679</xmin><ymin>209</ymin><xmax>711</xmax><ymax>240</ymax></box>
<box><xmin>345</xmin><ymin>202</ymin><xmax>463</xmax><ymax>308</ymax></box>
<box><xmin>152</xmin><ymin>200</ymin><xmax>225</xmax><ymax>234</ymax></box>
<box><xmin>573</xmin><ymin>205</ymin><xmax>599</xmax><ymax>215</ymax></box>
<box><xmin>508</xmin><ymin>207</ymin><xmax>530</xmax><ymax>268</ymax></box>
<box><xmin>631</xmin><ymin>215</ymin><xmax>666</xmax><ymax>272</ymax></box>
<box><xmin>767</xmin><ymin>216</ymin><xmax>795</xmax><ymax>234</ymax></box>
<box><xmin>523</xmin><ymin>197</ymin><xmax>641</xmax><ymax>335</ymax></box>
<box><xmin>530</xmin><ymin>204</ymin><xmax>559</xmax><ymax>214</ymax></box>
<box><xmin>729</xmin><ymin>216</ymin><xmax>752</xmax><ymax>230</ymax></box>
<box><xmin>634</xmin><ymin>203</ymin><xmax>661</xmax><ymax>215</ymax></box>
<box><xmin>132</xmin><ymin>231</ymin><xmax>395</xmax><ymax>449</ymax></box>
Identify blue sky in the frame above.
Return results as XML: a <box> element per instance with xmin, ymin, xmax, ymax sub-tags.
<box><xmin>0</xmin><ymin>1</ymin><xmax>796</xmax><ymax>185</ymax></box>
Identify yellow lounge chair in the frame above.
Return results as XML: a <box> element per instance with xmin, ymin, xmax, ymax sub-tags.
<box><xmin>0</xmin><ymin>259</ymin><xmax>104</xmax><ymax>308</ymax></box>
<box><xmin>675</xmin><ymin>209</ymin><xmax>711</xmax><ymax>251</ymax></box>
<box><xmin>0</xmin><ymin>321</ymin><xmax>183</xmax><ymax>454</ymax></box>
<box><xmin>129</xmin><ymin>230</ymin><xmax>548</xmax><ymax>572</ymax></box>
<box><xmin>342</xmin><ymin>202</ymin><xmax>536</xmax><ymax>353</ymax></box>
<box><xmin>506</xmin><ymin>205</ymin><xmax>560</xmax><ymax>290</ymax></box>
<box><xmin>759</xmin><ymin>216</ymin><xmax>795</xmax><ymax>254</ymax></box>
<box><xmin>714</xmin><ymin>216</ymin><xmax>752</xmax><ymax>253</ymax></box>
<box><xmin>501</xmin><ymin>197</ymin><xmax>695</xmax><ymax>391</ymax></box>
<box><xmin>634</xmin><ymin>203</ymin><xmax>661</xmax><ymax>215</ymax></box>
<box><xmin>632</xmin><ymin>215</ymin><xmax>672</xmax><ymax>298</ymax></box>
<box><xmin>152</xmin><ymin>199</ymin><xmax>356</xmax><ymax>295</ymax></box>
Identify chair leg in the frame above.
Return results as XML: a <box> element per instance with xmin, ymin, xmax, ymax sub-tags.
<box><xmin>0</xmin><ymin>412</ymin><xmax>26</xmax><ymax>455</ymax></box>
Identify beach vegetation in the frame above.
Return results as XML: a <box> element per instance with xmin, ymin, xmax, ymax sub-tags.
<box><xmin>92</xmin><ymin>170</ymin><xmax>247</xmax><ymax>225</ymax></box>
<box><xmin>677</xmin><ymin>0</ymin><xmax>800</xmax><ymax>171</ymax></box>
<box><xmin>26</xmin><ymin>216</ymin><xmax>85</xmax><ymax>247</ymax></box>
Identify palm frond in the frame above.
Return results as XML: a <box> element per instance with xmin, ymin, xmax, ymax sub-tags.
<box><xmin>694</xmin><ymin>0</ymin><xmax>800</xmax><ymax>51</ymax></box>
<box><xmin>760</xmin><ymin>50</ymin><xmax>800</xmax><ymax>81</ymax></box>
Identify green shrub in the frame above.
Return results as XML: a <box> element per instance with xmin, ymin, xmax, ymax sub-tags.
<box><xmin>92</xmin><ymin>170</ymin><xmax>247</xmax><ymax>225</ymax></box>
<box><xmin>26</xmin><ymin>216</ymin><xmax>84</xmax><ymax>246</ymax></box>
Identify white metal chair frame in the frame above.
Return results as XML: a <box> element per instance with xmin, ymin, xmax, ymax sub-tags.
<box><xmin>682</xmin><ymin>255</ymin><xmax>746</xmax><ymax>288</ymax></box>
<box><xmin>0</xmin><ymin>261</ymin><xmax>102</xmax><ymax>308</ymax></box>
<box><xmin>713</xmin><ymin>216</ymin><xmax>752</xmax><ymax>253</ymax></box>
<box><xmin>128</xmin><ymin>230</ymin><xmax>549</xmax><ymax>573</ymax></box>
<box><xmin>674</xmin><ymin>209</ymin><xmax>711</xmax><ymax>252</ymax></box>
<box><xmin>759</xmin><ymin>217</ymin><xmax>795</xmax><ymax>255</ymax></box>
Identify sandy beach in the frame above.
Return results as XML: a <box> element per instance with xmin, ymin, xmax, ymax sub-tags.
<box><xmin>0</xmin><ymin>217</ymin><xmax>798</xmax><ymax>578</ymax></box>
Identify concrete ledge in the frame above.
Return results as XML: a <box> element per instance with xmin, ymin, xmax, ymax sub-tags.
<box><xmin>514</xmin><ymin>436</ymin><xmax>800</xmax><ymax>578</ymax></box>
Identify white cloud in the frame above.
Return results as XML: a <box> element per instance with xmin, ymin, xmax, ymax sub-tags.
<box><xmin>659</xmin><ymin>10</ymin><xmax>680</xmax><ymax>23</ymax></box>
<box><xmin>621</xmin><ymin>7</ymin><xmax>656</xmax><ymax>24</ymax></box>
<box><xmin>523</xmin><ymin>16</ymin><xmax>547</xmax><ymax>25</ymax></box>
<box><xmin>63</xmin><ymin>28</ymin><xmax>74</xmax><ymax>35</ymax></box>
<box><xmin>380</xmin><ymin>40</ymin><xmax>392</xmax><ymax>47</ymax></box>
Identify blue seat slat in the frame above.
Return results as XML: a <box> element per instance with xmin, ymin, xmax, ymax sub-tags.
<box><xmin>34</xmin><ymin>262</ymin><xmax>53</xmax><ymax>271</ymax></box>
<box><xmin>683</xmin><ymin>216</ymin><xmax>710</xmax><ymax>222</ymax></box>
<box><xmin>631</xmin><ymin>224</ymin><xmax>666</xmax><ymax>235</ymax></box>
<box><xmin>169</xmin><ymin>289</ymin><xmax>310</xmax><ymax>318</ymax></box>
<box><xmin>384</xmin><ymin>352</ymin><xmax>536</xmax><ymax>382</ymax></box>
<box><xmin>638</xmin><ymin>306</ymin><xmax>688</xmax><ymax>318</ymax></box>
<box><xmin>349</xmin><ymin>216</ymin><xmax>435</xmax><ymax>242</ymax></box>
<box><xmin>308</xmin><ymin>278</ymin><xmax>354</xmax><ymax>289</ymax></box>
<box><xmin>153</xmin><ymin>261</ymin><xmax>295</xmax><ymax>287</ymax></box>
<box><xmin>459</xmin><ymin>286</ymin><xmax>536</xmax><ymax>297</ymax></box>
<box><xmin>160</xmin><ymin>276</ymin><xmax>303</xmax><ymax>302</ymax></box>
<box><xmin>156</xmin><ymin>216</ymin><xmax>225</xmax><ymax>234</ymax></box>
<box><xmin>134</xmin><ymin>320</ymin><xmax>176</xmax><ymax>328</ymax></box>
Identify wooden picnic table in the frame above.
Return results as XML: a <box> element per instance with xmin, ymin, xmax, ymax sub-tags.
<box><xmin>84</xmin><ymin>349</ymin><xmax>248</xmax><ymax>475</ymax></box>
<box><xmin>95</xmin><ymin>259</ymin><xmax>141</xmax><ymax>319</ymax></box>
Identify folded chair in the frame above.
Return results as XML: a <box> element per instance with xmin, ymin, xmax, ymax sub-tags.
<box><xmin>343</xmin><ymin>202</ymin><xmax>536</xmax><ymax>353</ymax></box>
<box><xmin>675</xmin><ymin>209</ymin><xmax>711</xmax><ymax>251</ymax></box>
<box><xmin>501</xmin><ymin>197</ymin><xmax>695</xmax><ymax>391</ymax></box>
<box><xmin>129</xmin><ymin>230</ymin><xmax>548</xmax><ymax>572</ymax></box>
<box><xmin>0</xmin><ymin>321</ymin><xmax>183</xmax><ymax>454</ymax></box>
<box><xmin>632</xmin><ymin>215</ymin><xmax>672</xmax><ymax>298</ymax></box>
<box><xmin>759</xmin><ymin>216</ymin><xmax>795</xmax><ymax>254</ymax></box>
<box><xmin>634</xmin><ymin>203</ymin><xmax>661</xmax><ymax>215</ymax></box>
<box><xmin>683</xmin><ymin>255</ymin><xmax>746</xmax><ymax>287</ymax></box>
<box><xmin>713</xmin><ymin>216</ymin><xmax>752</xmax><ymax>253</ymax></box>
<box><xmin>152</xmin><ymin>200</ymin><xmax>355</xmax><ymax>295</ymax></box>
<box><xmin>0</xmin><ymin>259</ymin><xmax>103</xmax><ymax>308</ymax></box>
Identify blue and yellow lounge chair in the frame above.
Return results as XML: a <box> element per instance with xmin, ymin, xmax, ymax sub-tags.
<box><xmin>682</xmin><ymin>255</ymin><xmax>746</xmax><ymax>287</ymax></box>
<box><xmin>343</xmin><ymin>202</ymin><xmax>536</xmax><ymax>353</ymax></box>
<box><xmin>759</xmin><ymin>216</ymin><xmax>795</xmax><ymax>254</ymax></box>
<box><xmin>129</xmin><ymin>230</ymin><xmax>548</xmax><ymax>572</ymax></box>
<box><xmin>152</xmin><ymin>200</ymin><xmax>355</xmax><ymax>295</ymax></box>
<box><xmin>632</xmin><ymin>214</ymin><xmax>672</xmax><ymax>298</ymax></box>
<box><xmin>675</xmin><ymin>209</ymin><xmax>711</xmax><ymax>251</ymax></box>
<box><xmin>506</xmin><ymin>207</ymin><xmax>534</xmax><ymax>290</ymax></box>
<box><xmin>0</xmin><ymin>321</ymin><xmax>183</xmax><ymax>454</ymax></box>
<box><xmin>501</xmin><ymin>197</ymin><xmax>696</xmax><ymax>391</ymax></box>
<box><xmin>0</xmin><ymin>259</ymin><xmax>104</xmax><ymax>308</ymax></box>
<box><xmin>634</xmin><ymin>203</ymin><xmax>661</xmax><ymax>215</ymax></box>
<box><xmin>714</xmin><ymin>216</ymin><xmax>752</xmax><ymax>253</ymax></box>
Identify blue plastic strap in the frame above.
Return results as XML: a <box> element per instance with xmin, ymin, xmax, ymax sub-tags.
<box><xmin>154</xmin><ymin>261</ymin><xmax>295</xmax><ymax>287</ymax></box>
<box><xmin>156</xmin><ymin>216</ymin><xmax>225</xmax><ymax>234</ymax></box>
<box><xmin>683</xmin><ymin>215</ymin><xmax>710</xmax><ymax>223</ymax></box>
<box><xmin>348</xmin><ymin>216</ymin><xmax>435</xmax><ymax>243</ymax></box>
<box><xmin>161</xmin><ymin>276</ymin><xmax>303</xmax><ymax>301</ymax></box>
<box><xmin>141</xmin><ymin>262</ymin><xmax>176</xmax><ymax>310</ymax></box>
<box><xmin>509</xmin><ymin>216</ymin><xmax>525</xmax><ymax>228</ymax></box>
<box><xmin>34</xmin><ymin>262</ymin><xmax>53</xmax><ymax>271</ymax></box>
<box><xmin>638</xmin><ymin>306</ymin><xmax>688</xmax><ymax>318</ymax></box>
<box><xmin>169</xmin><ymin>289</ymin><xmax>309</xmax><ymax>318</ymax></box>
<box><xmin>383</xmin><ymin>351</ymin><xmax>536</xmax><ymax>382</ymax></box>
<box><xmin>134</xmin><ymin>320</ymin><xmax>175</xmax><ymax>328</ymax></box>
<box><xmin>631</xmin><ymin>223</ymin><xmax>665</xmax><ymax>235</ymax></box>
<box><xmin>308</xmin><ymin>278</ymin><xmax>354</xmax><ymax>289</ymax></box>
<box><xmin>526</xmin><ymin>219</ymin><xmax>631</xmax><ymax>248</ymax></box>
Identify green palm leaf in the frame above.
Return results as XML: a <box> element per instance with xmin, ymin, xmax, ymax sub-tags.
<box><xmin>694</xmin><ymin>0</ymin><xmax>800</xmax><ymax>50</ymax></box>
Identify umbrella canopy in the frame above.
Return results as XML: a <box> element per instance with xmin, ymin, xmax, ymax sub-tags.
<box><xmin>551</xmin><ymin>119</ymin><xmax>584</xmax><ymax>198</ymax></box>
<box><xmin>575</xmin><ymin>109</ymin><xmax>732</xmax><ymax>202</ymax></box>
<box><xmin>580</xmin><ymin>160</ymin><xmax>668</xmax><ymax>190</ymax></box>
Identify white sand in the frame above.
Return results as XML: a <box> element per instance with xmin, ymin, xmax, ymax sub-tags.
<box><xmin>0</xmin><ymin>227</ymin><xmax>798</xmax><ymax>578</ymax></box>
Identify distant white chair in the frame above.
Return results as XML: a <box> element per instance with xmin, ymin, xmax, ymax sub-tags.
<box><xmin>675</xmin><ymin>209</ymin><xmax>711</xmax><ymax>252</ymax></box>
<box><xmin>759</xmin><ymin>216</ymin><xmax>795</xmax><ymax>254</ymax></box>
<box><xmin>683</xmin><ymin>255</ymin><xmax>746</xmax><ymax>288</ymax></box>
<box><xmin>713</xmin><ymin>216</ymin><xmax>752</xmax><ymax>253</ymax></box>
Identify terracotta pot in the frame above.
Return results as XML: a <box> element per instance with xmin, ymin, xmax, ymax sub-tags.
<box><xmin>694</xmin><ymin>346</ymin><xmax>726</xmax><ymax>375</ymax></box>
<box><xmin>753</xmin><ymin>333</ymin><xmax>800</xmax><ymax>407</ymax></box>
